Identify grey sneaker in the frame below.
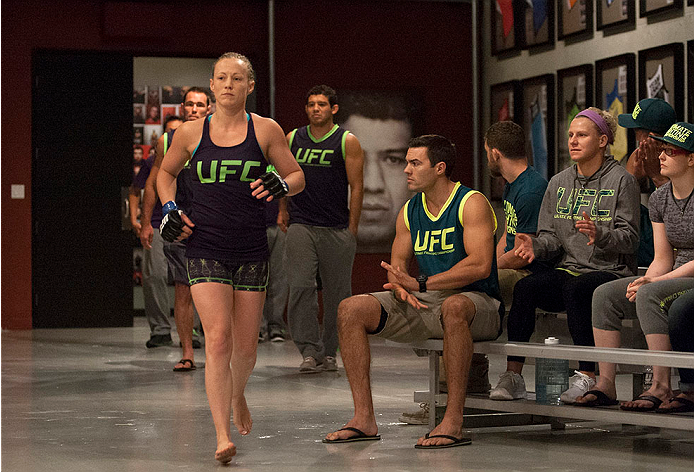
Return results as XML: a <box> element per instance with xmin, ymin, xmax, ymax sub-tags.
<box><xmin>299</xmin><ymin>356</ymin><xmax>323</xmax><ymax>373</ymax></box>
<box><xmin>323</xmin><ymin>356</ymin><xmax>338</xmax><ymax>372</ymax></box>
<box><xmin>560</xmin><ymin>371</ymin><xmax>596</xmax><ymax>404</ymax></box>
<box><xmin>489</xmin><ymin>371</ymin><xmax>527</xmax><ymax>400</ymax></box>
<box><xmin>399</xmin><ymin>403</ymin><xmax>429</xmax><ymax>425</ymax></box>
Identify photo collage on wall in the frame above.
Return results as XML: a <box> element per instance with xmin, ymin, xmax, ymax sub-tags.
<box><xmin>132</xmin><ymin>85</ymin><xmax>213</xmax><ymax>179</ymax></box>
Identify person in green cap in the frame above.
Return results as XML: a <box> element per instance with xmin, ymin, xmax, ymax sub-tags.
<box><xmin>618</xmin><ymin>98</ymin><xmax>677</xmax><ymax>267</ymax></box>
<box><xmin>581</xmin><ymin>121</ymin><xmax>694</xmax><ymax>411</ymax></box>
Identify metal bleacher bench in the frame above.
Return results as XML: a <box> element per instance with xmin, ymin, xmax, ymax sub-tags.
<box><xmin>385</xmin><ymin>338</ymin><xmax>694</xmax><ymax>431</ymax></box>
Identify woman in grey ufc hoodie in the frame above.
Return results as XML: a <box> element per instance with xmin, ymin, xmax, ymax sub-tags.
<box><xmin>489</xmin><ymin>108</ymin><xmax>640</xmax><ymax>404</ymax></box>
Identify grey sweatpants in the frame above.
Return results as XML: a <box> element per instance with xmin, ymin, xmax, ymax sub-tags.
<box><xmin>142</xmin><ymin>229</ymin><xmax>171</xmax><ymax>335</ymax></box>
<box><xmin>286</xmin><ymin>224</ymin><xmax>356</xmax><ymax>360</ymax></box>
<box><xmin>261</xmin><ymin>225</ymin><xmax>289</xmax><ymax>332</ymax></box>
<box><xmin>593</xmin><ymin>276</ymin><xmax>694</xmax><ymax>335</ymax></box>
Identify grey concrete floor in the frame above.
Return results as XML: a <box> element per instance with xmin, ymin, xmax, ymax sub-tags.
<box><xmin>2</xmin><ymin>317</ymin><xmax>693</xmax><ymax>471</ymax></box>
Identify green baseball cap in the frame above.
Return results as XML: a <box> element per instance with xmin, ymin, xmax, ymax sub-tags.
<box><xmin>618</xmin><ymin>98</ymin><xmax>676</xmax><ymax>135</ymax></box>
<box><xmin>652</xmin><ymin>122</ymin><xmax>694</xmax><ymax>152</ymax></box>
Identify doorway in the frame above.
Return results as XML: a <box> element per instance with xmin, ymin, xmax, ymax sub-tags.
<box><xmin>32</xmin><ymin>50</ymin><xmax>134</xmax><ymax>328</ymax></box>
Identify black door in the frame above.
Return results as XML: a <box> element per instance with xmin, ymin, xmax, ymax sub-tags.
<box><xmin>32</xmin><ymin>50</ymin><xmax>133</xmax><ymax>328</ymax></box>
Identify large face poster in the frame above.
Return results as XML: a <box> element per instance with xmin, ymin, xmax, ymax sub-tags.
<box><xmin>335</xmin><ymin>90</ymin><xmax>423</xmax><ymax>254</ymax></box>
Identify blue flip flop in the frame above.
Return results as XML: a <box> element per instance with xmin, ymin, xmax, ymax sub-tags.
<box><xmin>322</xmin><ymin>427</ymin><xmax>381</xmax><ymax>443</ymax></box>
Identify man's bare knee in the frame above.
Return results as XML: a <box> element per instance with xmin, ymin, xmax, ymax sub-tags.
<box><xmin>441</xmin><ymin>295</ymin><xmax>475</xmax><ymax>327</ymax></box>
<box><xmin>338</xmin><ymin>295</ymin><xmax>382</xmax><ymax>333</ymax></box>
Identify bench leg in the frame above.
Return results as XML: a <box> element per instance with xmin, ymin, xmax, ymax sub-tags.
<box><xmin>428</xmin><ymin>350</ymin><xmax>440</xmax><ymax>431</ymax></box>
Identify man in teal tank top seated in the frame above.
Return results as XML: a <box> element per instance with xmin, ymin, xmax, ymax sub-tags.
<box><xmin>324</xmin><ymin>135</ymin><xmax>503</xmax><ymax>449</ymax></box>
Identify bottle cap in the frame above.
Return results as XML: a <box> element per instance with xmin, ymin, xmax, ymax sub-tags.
<box><xmin>544</xmin><ymin>337</ymin><xmax>559</xmax><ymax>345</ymax></box>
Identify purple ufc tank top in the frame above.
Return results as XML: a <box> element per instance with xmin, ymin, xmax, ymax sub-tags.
<box><xmin>186</xmin><ymin>113</ymin><xmax>269</xmax><ymax>262</ymax></box>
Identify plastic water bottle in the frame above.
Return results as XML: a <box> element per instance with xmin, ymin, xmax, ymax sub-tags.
<box><xmin>535</xmin><ymin>337</ymin><xmax>569</xmax><ymax>405</ymax></box>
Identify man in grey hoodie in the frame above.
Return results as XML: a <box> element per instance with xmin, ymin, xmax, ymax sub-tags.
<box><xmin>489</xmin><ymin>107</ymin><xmax>640</xmax><ymax>404</ymax></box>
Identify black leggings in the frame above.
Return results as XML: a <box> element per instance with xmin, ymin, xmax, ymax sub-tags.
<box><xmin>507</xmin><ymin>269</ymin><xmax>618</xmax><ymax>373</ymax></box>
<box><xmin>669</xmin><ymin>289</ymin><xmax>694</xmax><ymax>389</ymax></box>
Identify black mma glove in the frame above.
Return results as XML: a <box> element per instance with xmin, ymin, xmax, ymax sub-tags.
<box><xmin>160</xmin><ymin>201</ymin><xmax>187</xmax><ymax>242</ymax></box>
<box><xmin>259</xmin><ymin>171</ymin><xmax>289</xmax><ymax>199</ymax></box>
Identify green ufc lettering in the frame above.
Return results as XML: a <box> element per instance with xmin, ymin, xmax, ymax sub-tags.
<box><xmin>414</xmin><ymin>228</ymin><xmax>455</xmax><ymax>252</ymax></box>
<box><xmin>295</xmin><ymin>148</ymin><xmax>333</xmax><ymax>165</ymax></box>
<box><xmin>197</xmin><ymin>160</ymin><xmax>261</xmax><ymax>183</ymax></box>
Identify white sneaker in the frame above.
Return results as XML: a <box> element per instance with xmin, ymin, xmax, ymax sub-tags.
<box><xmin>489</xmin><ymin>371</ymin><xmax>527</xmax><ymax>400</ymax></box>
<box><xmin>560</xmin><ymin>371</ymin><xmax>596</xmax><ymax>404</ymax></box>
<box><xmin>399</xmin><ymin>403</ymin><xmax>429</xmax><ymax>425</ymax></box>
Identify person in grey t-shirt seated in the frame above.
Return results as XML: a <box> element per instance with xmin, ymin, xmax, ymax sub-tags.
<box><xmin>580</xmin><ymin>122</ymin><xmax>694</xmax><ymax>411</ymax></box>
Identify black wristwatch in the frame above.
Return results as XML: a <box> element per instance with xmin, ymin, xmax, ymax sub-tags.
<box><xmin>416</xmin><ymin>274</ymin><xmax>428</xmax><ymax>293</ymax></box>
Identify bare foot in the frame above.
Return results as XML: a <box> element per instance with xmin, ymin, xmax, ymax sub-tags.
<box><xmin>324</xmin><ymin>418</ymin><xmax>378</xmax><ymax>442</ymax></box>
<box><xmin>620</xmin><ymin>385</ymin><xmax>672</xmax><ymax>410</ymax></box>
<box><xmin>575</xmin><ymin>380</ymin><xmax>617</xmax><ymax>405</ymax></box>
<box><xmin>232</xmin><ymin>395</ymin><xmax>252</xmax><ymax>435</ymax></box>
<box><xmin>215</xmin><ymin>441</ymin><xmax>236</xmax><ymax>464</ymax></box>
<box><xmin>416</xmin><ymin>418</ymin><xmax>463</xmax><ymax>447</ymax></box>
<box><xmin>656</xmin><ymin>391</ymin><xmax>694</xmax><ymax>412</ymax></box>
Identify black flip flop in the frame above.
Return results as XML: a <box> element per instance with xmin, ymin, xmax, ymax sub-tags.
<box><xmin>655</xmin><ymin>396</ymin><xmax>694</xmax><ymax>414</ymax></box>
<box><xmin>173</xmin><ymin>359</ymin><xmax>196</xmax><ymax>372</ymax></box>
<box><xmin>620</xmin><ymin>394</ymin><xmax>663</xmax><ymax>412</ymax></box>
<box><xmin>573</xmin><ymin>389</ymin><xmax>618</xmax><ymax>407</ymax></box>
<box><xmin>414</xmin><ymin>434</ymin><xmax>472</xmax><ymax>449</ymax></box>
<box><xmin>322</xmin><ymin>427</ymin><xmax>381</xmax><ymax>443</ymax></box>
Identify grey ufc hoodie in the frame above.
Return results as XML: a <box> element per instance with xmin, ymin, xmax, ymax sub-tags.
<box><xmin>532</xmin><ymin>156</ymin><xmax>640</xmax><ymax>277</ymax></box>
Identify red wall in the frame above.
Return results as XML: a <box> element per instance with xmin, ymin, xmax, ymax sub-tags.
<box><xmin>1</xmin><ymin>1</ymin><xmax>472</xmax><ymax>329</ymax></box>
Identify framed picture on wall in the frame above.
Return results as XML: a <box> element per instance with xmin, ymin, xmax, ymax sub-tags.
<box><xmin>638</xmin><ymin>43</ymin><xmax>685</xmax><ymax>121</ymax></box>
<box><xmin>489</xmin><ymin>81</ymin><xmax>522</xmax><ymax>200</ymax></box>
<box><xmin>557</xmin><ymin>65</ymin><xmax>594</xmax><ymax>173</ymax></box>
<box><xmin>520</xmin><ymin>0</ymin><xmax>554</xmax><ymax>49</ymax></box>
<box><xmin>595</xmin><ymin>53</ymin><xmax>635</xmax><ymax>164</ymax></box>
<box><xmin>491</xmin><ymin>0</ymin><xmax>520</xmax><ymax>55</ymax></box>
<box><xmin>558</xmin><ymin>0</ymin><xmax>593</xmax><ymax>41</ymax></box>
<box><xmin>688</xmin><ymin>41</ymin><xmax>694</xmax><ymax>121</ymax></box>
<box><xmin>521</xmin><ymin>74</ymin><xmax>555</xmax><ymax>181</ymax></box>
<box><xmin>597</xmin><ymin>0</ymin><xmax>635</xmax><ymax>30</ymax></box>
<box><xmin>640</xmin><ymin>0</ymin><xmax>683</xmax><ymax>17</ymax></box>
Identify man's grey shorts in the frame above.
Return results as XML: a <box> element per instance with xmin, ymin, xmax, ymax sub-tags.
<box><xmin>163</xmin><ymin>240</ymin><xmax>189</xmax><ymax>286</ymax></box>
<box><xmin>369</xmin><ymin>290</ymin><xmax>501</xmax><ymax>343</ymax></box>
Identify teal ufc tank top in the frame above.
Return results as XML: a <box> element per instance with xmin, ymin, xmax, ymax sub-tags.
<box><xmin>404</xmin><ymin>182</ymin><xmax>501</xmax><ymax>301</ymax></box>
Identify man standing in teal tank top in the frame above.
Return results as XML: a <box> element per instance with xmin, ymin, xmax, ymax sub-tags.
<box><xmin>324</xmin><ymin>135</ymin><xmax>502</xmax><ymax>449</ymax></box>
<box><xmin>285</xmin><ymin>85</ymin><xmax>365</xmax><ymax>373</ymax></box>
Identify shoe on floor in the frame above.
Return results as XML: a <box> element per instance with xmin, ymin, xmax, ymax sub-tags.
<box><xmin>560</xmin><ymin>371</ymin><xmax>596</xmax><ymax>404</ymax></box>
<box><xmin>258</xmin><ymin>331</ymin><xmax>267</xmax><ymax>343</ymax></box>
<box><xmin>324</xmin><ymin>356</ymin><xmax>338</xmax><ymax>372</ymax></box>
<box><xmin>146</xmin><ymin>334</ymin><xmax>173</xmax><ymax>348</ymax></box>
<box><xmin>399</xmin><ymin>403</ymin><xmax>429</xmax><ymax>425</ymax></box>
<box><xmin>489</xmin><ymin>371</ymin><xmax>527</xmax><ymax>400</ymax></box>
<box><xmin>269</xmin><ymin>328</ymin><xmax>286</xmax><ymax>342</ymax></box>
<box><xmin>299</xmin><ymin>356</ymin><xmax>324</xmax><ymax>373</ymax></box>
